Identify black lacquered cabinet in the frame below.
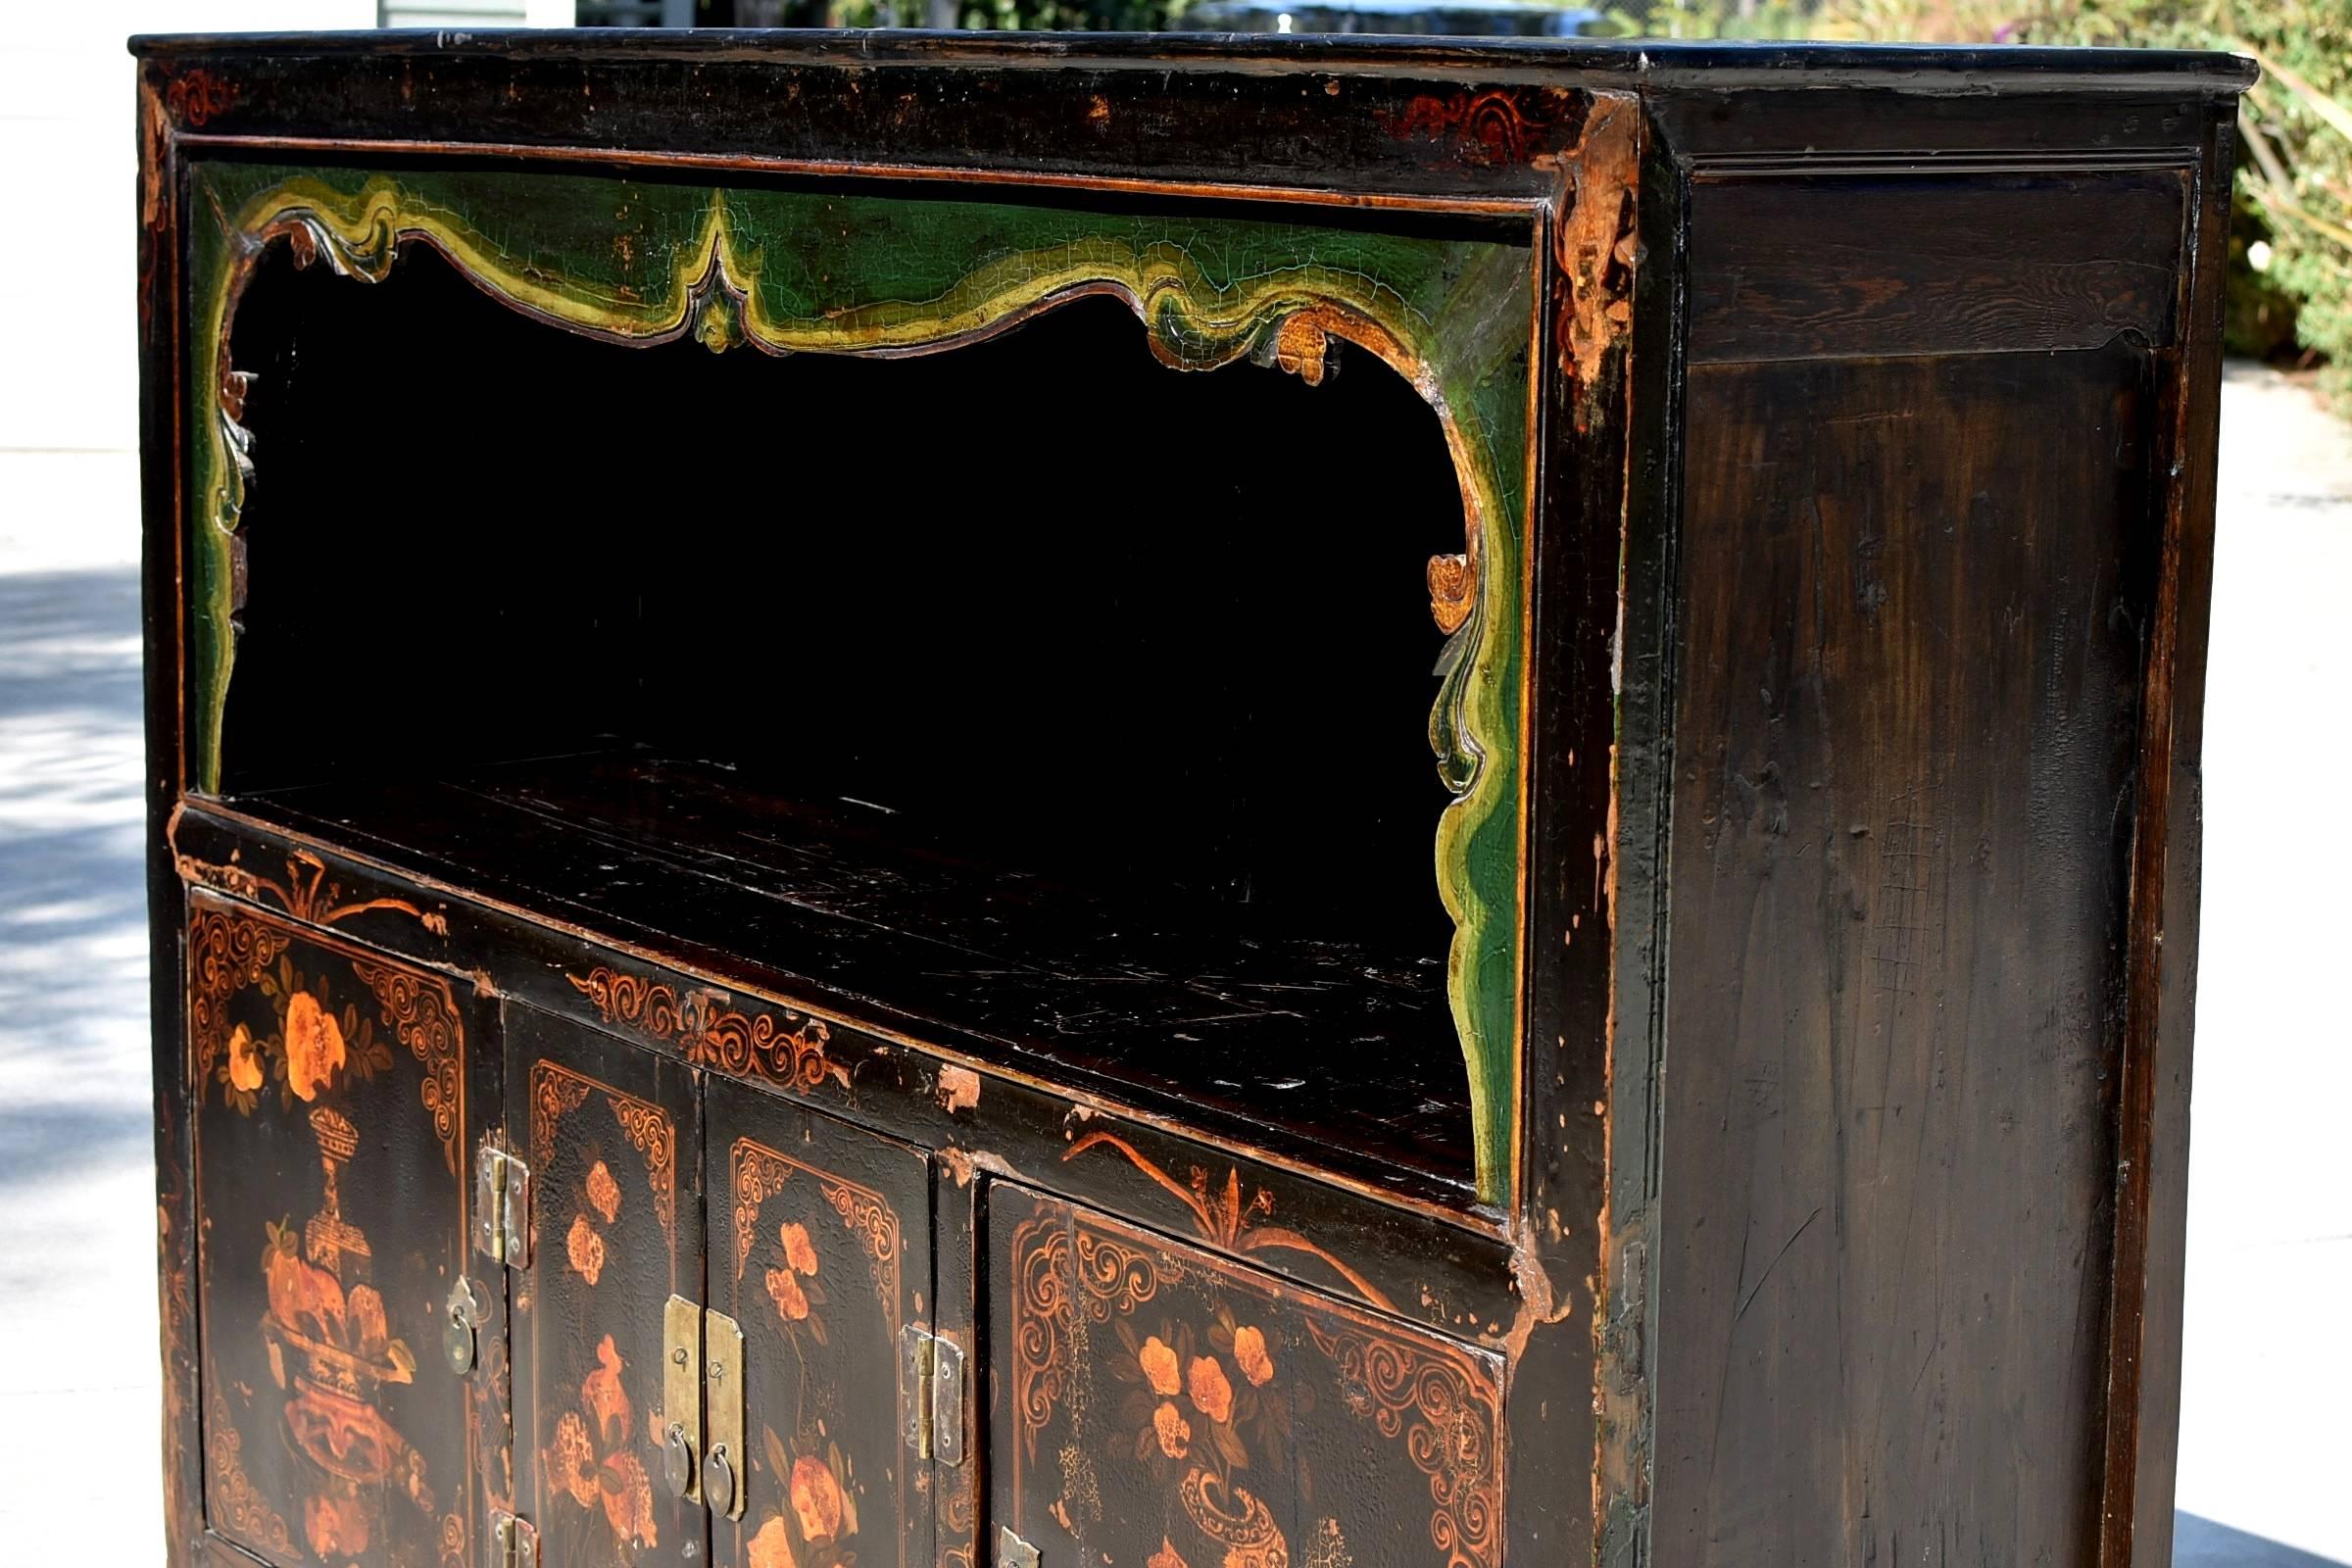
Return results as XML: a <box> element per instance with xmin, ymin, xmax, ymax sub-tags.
<box><xmin>134</xmin><ymin>29</ymin><xmax>2249</xmax><ymax>1568</ymax></box>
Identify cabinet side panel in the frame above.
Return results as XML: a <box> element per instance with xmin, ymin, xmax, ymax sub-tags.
<box><xmin>1649</xmin><ymin>344</ymin><xmax>2160</xmax><ymax>1566</ymax></box>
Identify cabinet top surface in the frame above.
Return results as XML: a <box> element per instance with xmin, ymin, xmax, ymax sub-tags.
<box><xmin>129</xmin><ymin>28</ymin><xmax>2253</xmax><ymax>93</ymax></box>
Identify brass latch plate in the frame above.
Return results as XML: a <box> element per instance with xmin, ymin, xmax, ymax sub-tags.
<box><xmin>662</xmin><ymin>1294</ymin><xmax>703</xmax><ymax>1504</ymax></box>
<box><xmin>706</xmin><ymin>1307</ymin><xmax>747</xmax><ymax>1520</ymax></box>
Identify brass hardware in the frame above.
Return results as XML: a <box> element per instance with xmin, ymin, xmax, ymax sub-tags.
<box><xmin>490</xmin><ymin>1510</ymin><xmax>538</xmax><ymax>1568</ymax></box>
<box><xmin>701</xmin><ymin>1441</ymin><xmax>737</xmax><ymax>1516</ymax></box>
<box><xmin>999</xmin><ymin>1526</ymin><xmax>1042</xmax><ymax>1568</ymax></box>
<box><xmin>662</xmin><ymin>1295</ymin><xmax>703</xmax><ymax>1504</ymax></box>
<box><xmin>443</xmin><ymin>1276</ymin><xmax>487</xmax><ymax>1376</ymax></box>
<box><xmin>663</xmin><ymin>1422</ymin><xmax>696</xmax><ymax>1499</ymax></box>
<box><xmin>472</xmin><ymin>1139</ymin><xmax>530</xmax><ymax>1266</ymax></box>
<box><xmin>706</xmin><ymin>1307</ymin><xmax>747</xmax><ymax>1521</ymax></box>
<box><xmin>900</xmin><ymin>1325</ymin><xmax>967</xmax><ymax>1466</ymax></box>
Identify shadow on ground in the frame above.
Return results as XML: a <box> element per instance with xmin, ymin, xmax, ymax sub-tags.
<box><xmin>2179</xmin><ymin>1514</ymin><xmax>2351</xmax><ymax>1567</ymax></box>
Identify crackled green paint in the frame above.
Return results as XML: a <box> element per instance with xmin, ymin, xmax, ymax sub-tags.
<box><xmin>185</xmin><ymin>162</ymin><xmax>1534</xmax><ymax>1200</ymax></box>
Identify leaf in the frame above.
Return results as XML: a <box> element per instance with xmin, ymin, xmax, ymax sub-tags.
<box><xmin>764</xmin><ymin>1425</ymin><xmax>791</xmax><ymax>1484</ymax></box>
<box><xmin>807</xmin><ymin>1313</ymin><xmax>829</xmax><ymax>1348</ymax></box>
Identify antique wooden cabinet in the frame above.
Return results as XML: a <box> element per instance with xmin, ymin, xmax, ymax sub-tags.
<box><xmin>132</xmin><ymin>30</ymin><xmax>2250</xmax><ymax>1568</ymax></box>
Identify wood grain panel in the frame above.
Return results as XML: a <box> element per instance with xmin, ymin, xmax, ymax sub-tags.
<box><xmin>1650</xmin><ymin>345</ymin><xmax>2159</xmax><ymax>1566</ymax></box>
<box><xmin>1689</xmin><ymin>171</ymin><xmax>2185</xmax><ymax>364</ymax></box>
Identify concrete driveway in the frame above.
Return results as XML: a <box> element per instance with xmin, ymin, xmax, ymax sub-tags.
<box><xmin>0</xmin><ymin>368</ymin><xmax>2343</xmax><ymax>1562</ymax></box>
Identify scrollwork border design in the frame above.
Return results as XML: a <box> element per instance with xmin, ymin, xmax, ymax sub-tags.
<box><xmin>1302</xmin><ymin>1317</ymin><xmax>1502</xmax><ymax>1568</ymax></box>
<box><xmin>568</xmin><ymin>966</ymin><xmax>847</xmax><ymax>1093</ymax></box>
<box><xmin>1008</xmin><ymin>1210</ymin><xmax>1174</xmax><ymax>1464</ymax></box>
<box><xmin>348</xmin><ymin>956</ymin><xmax>465</xmax><ymax>1175</ymax></box>
<box><xmin>729</xmin><ymin>1136</ymin><xmax>903</xmax><ymax>1310</ymax></box>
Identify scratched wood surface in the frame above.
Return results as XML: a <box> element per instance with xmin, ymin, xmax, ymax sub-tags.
<box><xmin>1649</xmin><ymin>343</ymin><xmax>2160</xmax><ymax>1567</ymax></box>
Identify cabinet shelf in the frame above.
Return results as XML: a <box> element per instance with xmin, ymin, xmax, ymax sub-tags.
<box><xmin>229</xmin><ymin>749</ymin><xmax>1480</xmax><ymax>1203</ymax></box>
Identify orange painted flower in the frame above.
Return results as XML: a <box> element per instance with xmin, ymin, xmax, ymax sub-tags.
<box><xmin>282</xmin><ymin>990</ymin><xmax>347</xmax><ymax>1102</ymax></box>
<box><xmin>1140</xmin><ymin>1335</ymin><xmax>1181</xmax><ymax>1396</ymax></box>
<box><xmin>580</xmin><ymin>1334</ymin><xmax>632</xmax><ymax>1446</ymax></box>
<box><xmin>226</xmin><ymin>1023</ymin><xmax>264</xmax><ymax>1092</ymax></box>
<box><xmin>780</xmin><ymin>1221</ymin><xmax>819</xmax><ymax>1277</ymax></box>
<box><xmin>766</xmin><ymin>1264</ymin><xmax>809</xmax><ymax>1323</ymax></box>
<box><xmin>550</xmin><ymin>1410</ymin><xmax>599</xmax><ymax>1507</ymax></box>
<box><xmin>1233</xmin><ymin>1326</ymin><xmax>1274</xmax><ymax>1388</ymax></box>
<box><xmin>1188</xmin><ymin>1355</ymin><xmax>1234</xmax><ymax>1424</ymax></box>
<box><xmin>566</xmin><ymin>1214</ymin><xmax>606</xmax><ymax>1286</ymax></box>
<box><xmin>1153</xmin><ymin>1400</ymin><xmax>1192</xmax><ymax>1458</ymax></box>
<box><xmin>790</xmin><ymin>1455</ymin><xmax>846</xmax><ymax>1543</ymax></box>
<box><xmin>1150</xmin><ymin>1538</ymin><xmax>1191</xmax><ymax>1568</ymax></box>
<box><xmin>586</xmin><ymin>1159</ymin><xmax>621</xmax><ymax>1224</ymax></box>
<box><xmin>749</xmin><ymin>1515</ymin><xmax>799</xmax><ymax>1568</ymax></box>
<box><xmin>599</xmin><ymin>1450</ymin><xmax>659</xmax><ymax>1547</ymax></box>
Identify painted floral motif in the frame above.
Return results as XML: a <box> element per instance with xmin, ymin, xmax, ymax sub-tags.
<box><xmin>1111</xmin><ymin>1305</ymin><xmax>1296</xmax><ymax>1568</ymax></box>
<box><xmin>1141</xmin><ymin>1336</ymin><xmax>1182</xmax><ymax>1397</ymax></box>
<box><xmin>767</xmin><ymin>1265</ymin><xmax>810</xmax><ymax>1322</ymax></box>
<box><xmin>791</xmin><ymin>1455</ymin><xmax>846</xmax><ymax>1542</ymax></box>
<box><xmin>565</xmin><ymin>1213</ymin><xmax>606</xmax><ymax>1287</ymax></box>
<box><xmin>585</xmin><ymin>1159</ymin><xmax>621</xmax><ymax>1224</ymax></box>
<box><xmin>749</xmin><ymin>1513</ymin><xmax>798</xmax><ymax>1568</ymax></box>
<box><xmin>1153</xmin><ymin>1401</ymin><xmax>1193</xmax><ymax>1459</ymax></box>
<box><xmin>750</xmin><ymin>1427</ymin><xmax>861</xmax><ymax>1568</ymax></box>
<box><xmin>1234</xmin><ymin>1327</ymin><xmax>1275</xmax><ymax>1389</ymax></box>
<box><xmin>543</xmin><ymin>1333</ymin><xmax>658</xmax><ymax>1550</ymax></box>
<box><xmin>226</xmin><ymin>1023</ymin><xmax>264</xmax><ymax>1092</ymax></box>
<box><xmin>1188</xmin><ymin>1357</ymin><xmax>1234</xmax><ymax>1426</ymax></box>
<box><xmin>209</xmin><ymin>954</ymin><xmax>396</xmax><ymax>1115</ymax></box>
<box><xmin>780</xmin><ymin>1220</ymin><xmax>819</xmax><ymax>1276</ymax></box>
<box><xmin>283</xmin><ymin>990</ymin><xmax>348</xmax><ymax>1102</ymax></box>
<box><xmin>763</xmin><ymin>1218</ymin><xmax>829</xmax><ymax>1343</ymax></box>
<box><xmin>550</xmin><ymin>1410</ymin><xmax>598</xmax><ymax>1508</ymax></box>
<box><xmin>600</xmin><ymin>1451</ymin><xmax>658</xmax><ymax>1547</ymax></box>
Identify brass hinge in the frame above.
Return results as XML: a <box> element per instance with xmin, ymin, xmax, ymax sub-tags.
<box><xmin>900</xmin><ymin>1325</ymin><xmax>966</xmax><ymax>1466</ymax></box>
<box><xmin>490</xmin><ymin>1510</ymin><xmax>538</xmax><ymax>1568</ymax></box>
<box><xmin>472</xmin><ymin>1138</ymin><xmax>531</xmax><ymax>1267</ymax></box>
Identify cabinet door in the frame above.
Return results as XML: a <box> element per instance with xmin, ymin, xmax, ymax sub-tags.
<box><xmin>187</xmin><ymin>893</ymin><xmax>494</xmax><ymax>1567</ymax></box>
<box><xmin>990</xmin><ymin>1187</ymin><xmax>1504</xmax><ymax>1568</ymax></box>
<box><xmin>705</xmin><ymin>1074</ymin><xmax>936</xmax><ymax>1568</ymax></box>
<box><xmin>507</xmin><ymin>1004</ymin><xmax>703</xmax><ymax>1565</ymax></box>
